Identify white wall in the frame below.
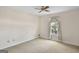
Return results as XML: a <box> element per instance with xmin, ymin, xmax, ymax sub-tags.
<box><xmin>40</xmin><ymin>9</ymin><xmax>79</xmax><ymax>46</ymax></box>
<box><xmin>0</xmin><ymin>7</ymin><xmax>39</xmax><ymax>49</ymax></box>
<box><xmin>40</xmin><ymin>16</ymin><xmax>50</xmax><ymax>39</ymax></box>
<box><xmin>0</xmin><ymin>7</ymin><xmax>79</xmax><ymax>49</ymax></box>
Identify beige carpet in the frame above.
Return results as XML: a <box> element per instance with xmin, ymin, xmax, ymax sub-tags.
<box><xmin>5</xmin><ymin>38</ymin><xmax>79</xmax><ymax>53</ymax></box>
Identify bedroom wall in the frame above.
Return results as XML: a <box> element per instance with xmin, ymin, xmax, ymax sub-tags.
<box><xmin>0</xmin><ymin>7</ymin><xmax>39</xmax><ymax>49</ymax></box>
<box><xmin>40</xmin><ymin>9</ymin><xmax>79</xmax><ymax>46</ymax></box>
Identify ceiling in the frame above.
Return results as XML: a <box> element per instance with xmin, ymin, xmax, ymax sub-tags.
<box><xmin>8</xmin><ymin>6</ymin><xmax>79</xmax><ymax>16</ymax></box>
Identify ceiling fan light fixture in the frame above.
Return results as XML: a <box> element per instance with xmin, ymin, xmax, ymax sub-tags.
<box><xmin>35</xmin><ymin>6</ymin><xmax>50</xmax><ymax>13</ymax></box>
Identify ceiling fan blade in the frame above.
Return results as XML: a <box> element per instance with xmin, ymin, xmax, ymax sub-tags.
<box><xmin>45</xmin><ymin>10</ymin><xmax>50</xmax><ymax>12</ymax></box>
<box><xmin>44</xmin><ymin>6</ymin><xmax>49</xmax><ymax>9</ymax></box>
<box><xmin>35</xmin><ymin>6</ymin><xmax>50</xmax><ymax>13</ymax></box>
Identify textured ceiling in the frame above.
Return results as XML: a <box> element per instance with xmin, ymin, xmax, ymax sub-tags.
<box><xmin>7</xmin><ymin>6</ymin><xmax>79</xmax><ymax>16</ymax></box>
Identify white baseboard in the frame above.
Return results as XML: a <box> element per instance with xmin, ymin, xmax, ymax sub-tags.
<box><xmin>40</xmin><ymin>36</ymin><xmax>79</xmax><ymax>46</ymax></box>
<box><xmin>62</xmin><ymin>40</ymin><xmax>79</xmax><ymax>46</ymax></box>
<box><xmin>1</xmin><ymin>36</ymin><xmax>38</xmax><ymax>50</ymax></box>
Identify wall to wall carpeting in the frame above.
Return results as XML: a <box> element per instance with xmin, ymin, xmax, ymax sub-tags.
<box><xmin>40</xmin><ymin>9</ymin><xmax>79</xmax><ymax>46</ymax></box>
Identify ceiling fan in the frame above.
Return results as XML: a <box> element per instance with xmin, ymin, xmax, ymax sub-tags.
<box><xmin>35</xmin><ymin>6</ymin><xmax>50</xmax><ymax>13</ymax></box>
